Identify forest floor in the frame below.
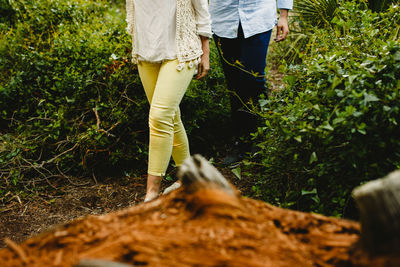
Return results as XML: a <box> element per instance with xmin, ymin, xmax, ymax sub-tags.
<box><xmin>0</xmin><ymin>160</ymin><xmax>258</xmax><ymax>248</ymax></box>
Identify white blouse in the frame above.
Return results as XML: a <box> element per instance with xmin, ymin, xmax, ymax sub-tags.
<box><xmin>133</xmin><ymin>0</ymin><xmax>211</xmax><ymax>63</ymax></box>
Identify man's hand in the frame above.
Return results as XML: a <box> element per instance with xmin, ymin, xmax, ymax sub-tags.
<box><xmin>196</xmin><ymin>36</ymin><xmax>210</xmax><ymax>80</ymax></box>
<box><xmin>275</xmin><ymin>9</ymin><xmax>289</xmax><ymax>42</ymax></box>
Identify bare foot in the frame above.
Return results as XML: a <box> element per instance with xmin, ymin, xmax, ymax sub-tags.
<box><xmin>144</xmin><ymin>192</ymin><xmax>159</xmax><ymax>202</ymax></box>
<box><xmin>144</xmin><ymin>174</ymin><xmax>162</xmax><ymax>202</ymax></box>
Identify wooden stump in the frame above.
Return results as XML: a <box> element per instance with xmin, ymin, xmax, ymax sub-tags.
<box><xmin>352</xmin><ymin>169</ymin><xmax>400</xmax><ymax>254</ymax></box>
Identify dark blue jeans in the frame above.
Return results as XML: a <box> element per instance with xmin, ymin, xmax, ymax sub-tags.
<box><xmin>214</xmin><ymin>25</ymin><xmax>272</xmax><ymax>140</ymax></box>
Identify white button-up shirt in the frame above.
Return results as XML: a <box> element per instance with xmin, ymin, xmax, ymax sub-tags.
<box><xmin>209</xmin><ymin>0</ymin><xmax>293</xmax><ymax>39</ymax></box>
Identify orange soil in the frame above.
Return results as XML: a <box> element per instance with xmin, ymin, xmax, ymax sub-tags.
<box><xmin>1</xmin><ymin>187</ymin><xmax>399</xmax><ymax>267</ymax></box>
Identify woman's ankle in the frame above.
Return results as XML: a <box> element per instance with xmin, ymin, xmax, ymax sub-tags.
<box><xmin>144</xmin><ymin>174</ymin><xmax>162</xmax><ymax>202</ymax></box>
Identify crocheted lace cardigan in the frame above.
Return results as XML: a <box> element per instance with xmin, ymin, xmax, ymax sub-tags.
<box><xmin>126</xmin><ymin>0</ymin><xmax>203</xmax><ymax>68</ymax></box>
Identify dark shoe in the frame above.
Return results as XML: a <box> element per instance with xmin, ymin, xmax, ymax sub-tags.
<box><xmin>221</xmin><ymin>150</ymin><xmax>245</xmax><ymax>166</ymax></box>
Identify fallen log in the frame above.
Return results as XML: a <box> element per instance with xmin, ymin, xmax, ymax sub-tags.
<box><xmin>0</xmin><ymin>155</ymin><xmax>399</xmax><ymax>266</ymax></box>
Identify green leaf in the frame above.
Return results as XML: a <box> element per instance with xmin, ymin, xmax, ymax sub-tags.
<box><xmin>309</xmin><ymin>152</ymin><xmax>318</xmax><ymax>164</ymax></box>
<box><xmin>357</xmin><ymin>129</ymin><xmax>366</xmax><ymax>135</ymax></box>
<box><xmin>65</xmin><ymin>96</ymin><xmax>75</xmax><ymax>103</ymax></box>
<box><xmin>259</xmin><ymin>99</ymin><xmax>269</xmax><ymax>107</ymax></box>
<box><xmin>394</xmin><ymin>51</ymin><xmax>400</xmax><ymax>61</ymax></box>
<box><xmin>364</xmin><ymin>93</ymin><xmax>379</xmax><ymax>104</ymax></box>
<box><xmin>348</xmin><ymin>75</ymin><xmax>357</xmax><ymax>85</ymax></box>
<box><xmin>321</xmin><ymin>123</ymin><xmax>334</xmax><ymax>131</ymax></box>
<box><xmin>331</xmin><ymin>77</ymin><xmax>342</xmax><ymax>90</ymax></box>
<box><xmin>333</xmin><ymin>117</ymin><xmax>345</xmax><ymax>125</ymax></box>
<box><xmin>311</xmin><ymin>195</ymin><xmax>320</xmax><ymax>204</ymax></box>
<box><xmin>231</xmin><ymin>167</ymin><xmax>241</xmax><ymax>180</ymax></box>
<box><xmin>285</xmin><ymin>75</ymin><xmax>296</xmax><ymax>86</ymax></box>
<box><xmin>301</xmin><ymin>188</ymin><xmax>317</xmax><ymax>196</ymax></box>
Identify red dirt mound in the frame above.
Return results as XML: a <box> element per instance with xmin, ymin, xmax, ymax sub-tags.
<box><xmin>1</xmin><ymin>155</ymin><xmax>399</xmax><ymax>266</ymax></box>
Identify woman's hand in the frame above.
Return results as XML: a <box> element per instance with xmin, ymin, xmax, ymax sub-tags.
<box><xmin>196</xmin><ymin>36</ymin><xmax>210</xmax><ymax>80</ymax></box>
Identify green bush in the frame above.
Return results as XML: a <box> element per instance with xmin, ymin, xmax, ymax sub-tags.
<box><xmin>0</xmin><ymin>0</ymin><xmax>15</xmax><ymax>26</ymax></box>
<box><xmin>0</xmin><ymin>0</ymin><xmax>228</xmax><ymax>193</ymax></box>
<box><xmin>294</xmin><ymin>0</ymin><xmax>338</xmax><ymax>27</ymax></box>
<box><xmin>0</xmin><ymin>0</ymin><xmax>147</xmax><ymax>183</ymax></box>
<box><xmin>274</xmin><ymin>0</ymin><xmax>400</xmax><ymax>65</ymax></box>
<box><xmin>249</xmin><ymin>2</ymin><xmax>400</xmax><ymax>217</ymax></box>
<box><xmin>367</xmin><ymin>0</ymin><xmax>398</xmax><ymax>12</ymax></box>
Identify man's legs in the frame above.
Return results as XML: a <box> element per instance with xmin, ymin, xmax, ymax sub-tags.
<box><xmin>237</xmin><ymin>27</ymin><xmax>272</xmax><ymax>135</ymax></box>
<box><xmin>218</xmin><ymin>25</ymin><xmax>272</xmax><ymax>136</ymax></box>
<box><xmin>213</xmin><ymin>33</ymin><xmax>242</xmax><ymax>135</ymax></box>
<box><xmin>214</xmin><ymin>25</ymin><xmax>272</xmax><ymax>160</ymax></box>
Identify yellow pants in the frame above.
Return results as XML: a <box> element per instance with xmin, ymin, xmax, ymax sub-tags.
<box><xmin>138</xmin><ymin>59</ymin><xmax>195</xmax><ymax>176</ymax></box>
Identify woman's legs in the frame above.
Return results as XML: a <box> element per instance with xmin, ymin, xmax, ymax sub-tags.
<box><xmin>138</xmin><ymin>60</ymin><xmax>195</xmax><ymax>201</ymax></box>
<box><xmin>171</xmin><ymin>108</ymin><xmax>190</xmax><ymax>167</ymax></box>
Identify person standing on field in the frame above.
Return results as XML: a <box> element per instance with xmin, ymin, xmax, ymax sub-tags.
<box><xmin>126</xmin><ymin>0</ymin><xmax>212</xmax><ymax>202</ymax></box>
<box><xmin>209</xmin><ymin>0</ymin><xmax>293</xmax><ymax>164</ymax></box>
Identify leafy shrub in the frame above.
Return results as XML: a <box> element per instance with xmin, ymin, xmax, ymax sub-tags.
<box><xmin>0</xmin><ymin>0</ymin><xmax>228</xmax><ymax>193</ymax></box>
<box><xmin>274</xmin><ymin>0</ymin><xmax>399</xmax><ymax>65</ymax></box>
<box><xmin>248</xmin><ymin>2</ymin><xmax>400</xmax><ymax>217</ymax></box>
<box><xmin>367</xmin><ymin>0</ymin><xmax>398</xmax><ymax>12</ymax></box>
<box><xmin>0</xmin><ymin>0</ymin><xmax>15</xmax><ymax>26</ymax></box>
<box><xmin>294</xmin><ymin>0</ymin><xmax>339</xmax><ymax>27</ymax></box>
<box><xmin>0</xmin><ymin>0</ymin><xmax>147</xmax><ymax>183</ymax></box>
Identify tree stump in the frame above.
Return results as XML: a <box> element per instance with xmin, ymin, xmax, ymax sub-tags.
<box><xmin>352</xmin><ymin>170</ymin><xmax>400</xmax><ymax>254</ymax></box>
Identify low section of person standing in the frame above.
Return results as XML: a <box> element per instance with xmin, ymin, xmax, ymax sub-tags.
<box><xmin>126</xmin><ymin>0</ymin><xmax>212</xmax><ymax>202</ymax></box>
<box><xmin>209</xmin><ymin>0</ymin><xmax>293</xmax><ymax>165</ymax></box>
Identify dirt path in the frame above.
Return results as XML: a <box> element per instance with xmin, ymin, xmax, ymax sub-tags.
<box><xmin>0</xmin><ymin>165</ymin><xmax>254</xmax><ymax>248</ymax></box>
<box><xmin>0</xmin><ymin>175</ymin><xmax>144</xmax><ymax>248</ymax></box>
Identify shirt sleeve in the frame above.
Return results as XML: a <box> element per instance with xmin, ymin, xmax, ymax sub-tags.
<box><xmin>191</xmin><ymin>0</ymin><xmax>212</xmax><ymax>38</ymax></box>
<box><xmin>277</xmin><ymin>0</ymin><xmax>293</xmax><ymax>10</ymax></box>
